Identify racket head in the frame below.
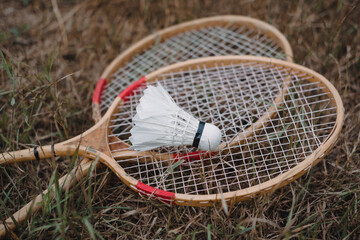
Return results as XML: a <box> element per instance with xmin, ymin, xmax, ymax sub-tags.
<box><xmin>92</xmin><ymin>15</ymin><xmax>294</xmax><ymax>122</ymax></box>
<box><xmin>100</xmin><ymin>56</ymin><xmax>343</xmax><ymax>206</ymax></box>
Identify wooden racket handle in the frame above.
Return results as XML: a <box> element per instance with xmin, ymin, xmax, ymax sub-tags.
<box><xmin>0</xmin><ymin>160</ymin><xmax>94</xmax><ymax>238</ymax></box>
<box><xmin>0</xmin><ymin>143</ymin><xmax>176</xmax><ymax>166</ymax></box>
<box><xmin>0</xmin><ymin>144</ymin><xmax>79</xmax><ymax>165</ymax></box>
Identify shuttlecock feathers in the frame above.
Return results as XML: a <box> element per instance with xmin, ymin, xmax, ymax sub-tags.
<box><xmin>129</xmin><ymin>83</ymin><xmax>222</xmax><ymax>151</ymax></box>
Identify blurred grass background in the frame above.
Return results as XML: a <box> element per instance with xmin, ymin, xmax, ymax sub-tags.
<box><xmin>0</xmin><ymin>0</ymin><xmax>359</xmax><ymax>239</ymax></box>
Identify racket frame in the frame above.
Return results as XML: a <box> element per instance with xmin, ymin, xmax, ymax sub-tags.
<box><xmin>0</xmin><ymin>15</ymin><xmax>295</xmax><ymax>236</ymax></box>
<box><xmin>1</xmin><ymin>56</ymin><xmax>344</xmax><ymax>207</ymax></box>
<box><xmin>92</xmin><ymin>15</ymin><xmax>294</xmax><ymax>122</ymax></box>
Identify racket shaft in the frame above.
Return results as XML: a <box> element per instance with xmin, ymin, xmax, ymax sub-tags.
<box><xmin>0</xmin><ymin>144</ymin><xmax>77</xmax><ymax>165</ymax></box>
<box><xmin>0</xmin><ymin>143</ymin><xmax>172</xmax><ymax>166</ymax></box>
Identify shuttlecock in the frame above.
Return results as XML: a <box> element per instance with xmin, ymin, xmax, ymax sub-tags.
<box><xmin>129</xmin><ymin>83</ymin><xmax>222</xmax><ymax>151</ymax></box>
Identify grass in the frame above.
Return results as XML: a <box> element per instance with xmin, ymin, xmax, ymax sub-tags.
<box><xmin>1</xmin><ymin>0</ymin><xmax>360</xmax><ymax>239</ymax></box>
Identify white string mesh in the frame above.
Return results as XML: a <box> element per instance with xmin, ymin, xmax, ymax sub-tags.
<box><xmin>107</xmin><ymin>62</ymin><xmax>337</xmax><ymax>195</ymax></box>
<box><xmin>100</xmin><ymin>25</ymin><xmax>289</xmax><ymax>114</ymax></box>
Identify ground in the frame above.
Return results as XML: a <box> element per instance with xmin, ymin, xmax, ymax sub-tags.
<box><xmin>0</xmin><ymin>0</ymin><xmax>359</xmax><ymax>239</ymax></box>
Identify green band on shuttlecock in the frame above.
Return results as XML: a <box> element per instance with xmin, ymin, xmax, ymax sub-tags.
<box><xmin>192</xmin><ymin>121</ymin><xmax>205</xmax><ymax>148</ymax></box>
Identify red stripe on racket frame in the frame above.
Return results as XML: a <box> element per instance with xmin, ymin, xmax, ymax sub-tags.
<box><xmin>173</xmin><ymin>151</ymin><xmax>215</xmax><ymax>163</ymax></box>
<box><xmin>118</xmin><ymin>76</ymin><xmax>146</xmax><ymax>101</ymax></box>
<box><xmin>136</xmin><ymin>181</ymin><xmax>175</xmax><ymax>204</ymax></box>
<box><xmin>92</xmin><ymin>78</ymin><xmax>107</xmax><ymax>104</ymax></box>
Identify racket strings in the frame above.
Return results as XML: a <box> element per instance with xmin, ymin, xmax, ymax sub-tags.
<box><xmin>108</xmin><ymin>62</ymin><xmax>283</xmax><ymax>144</ymax></box>
<box><xmin>100</xmin><ymin>25</ymin><xmax>288</xmax><ymax>113</ymax></box>
<box><xmin>107</xmin><ymin>62</ymin><xmax>337</xmax><ymax>195</ymax></box>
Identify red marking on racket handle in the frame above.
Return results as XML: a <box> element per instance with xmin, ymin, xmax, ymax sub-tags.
<box><xmin>136</xmin><ymin>181</ymin><xmax>175</xmax><ymax>204</ymax></box>
<box><xmin>118</xmin><ymin>76</ymin><xmax>146</xmax><ymax>101</ymax></box>
<box><xmin>92</xmin><ymin>78</ymin><xmax>107</xmax><ymax>104</ymax></box>
<box><xmin>173</xmin><ymin>151</ymin><xmax>215</xmax><ymax>162</ymax></box>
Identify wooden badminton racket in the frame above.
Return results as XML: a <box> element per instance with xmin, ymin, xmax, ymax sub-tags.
<box><xmin>0</xmin><ymin>15</ymin><xmax>294</xmax><ymax>237</ymax></box>
<box><xmin>93</xmin><ymin>15</ymin><xmax>293</xmax><ymax>122</ymax></box>
<box><xmin>1</xmin><ymin>56</ymin><xmax>344</xmax><ymax>208</ymax></box>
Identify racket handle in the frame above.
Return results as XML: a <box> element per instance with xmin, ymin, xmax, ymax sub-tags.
<box><xmin>0</xmin><ymin>144</ymin><xmax>77</xmax><ymax>165</ymax></box>
<box><xmin>0</xmin><ymin>160</ymin><xmax>94</xmax><ymax>238</ymax></box>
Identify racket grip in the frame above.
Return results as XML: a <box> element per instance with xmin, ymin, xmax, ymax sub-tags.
<box><xmin>0</xmin><ymin>144</ymin><xmax>77</xmax><ymax>165</ymax></box>
<box><xmin>0</xmin><ymin>160</ymin><xmax>94</xmax><ymax>238</ymax></box>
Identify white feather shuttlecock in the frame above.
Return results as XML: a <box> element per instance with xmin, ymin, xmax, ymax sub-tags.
<box><xmin>129</xmin><ymin>83</ymin><xmax>222</xmax><ymax>151</ymax></box>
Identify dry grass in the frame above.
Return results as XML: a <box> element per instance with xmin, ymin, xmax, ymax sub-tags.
<box><xmin>0</xmin><ymin>0</ymin><xmax>359</xmax><ymax>239</ymax></box>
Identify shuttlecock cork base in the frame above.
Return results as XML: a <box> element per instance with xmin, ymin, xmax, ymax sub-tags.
<box><xmin>129</xmin><ymin>83</ymin><xmax>222</xmax><ymax>151</ymax></box>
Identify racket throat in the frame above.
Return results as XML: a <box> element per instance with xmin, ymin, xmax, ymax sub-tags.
<box><xmin>72</xmin><ymin>121</ymin><xmax>112</xmax><ymax>159</ymax></box>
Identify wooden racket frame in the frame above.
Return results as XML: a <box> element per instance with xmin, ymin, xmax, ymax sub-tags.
<box><xmin>0</xmin><ymin>16</ymin><xmax>294</xmax><ymax>237</ymax></box>
<box><xmin>0</xmin><ymin>56</ymin><xmax>343</xmax><ymax>237</ymax></box>
<box><xmin>1</xmin><ymin>55</ymin><xmax>343</xmax><ymax>201</ymax></box>
<box><xmin>92</xmin><ymin>15</ymin><xmax>294</xmax><ymax>122</ymax></box>
<box><xmin>105</xmin><ymin>56</ymin><xmax>344</xmax><ymax>206</ymax></box>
